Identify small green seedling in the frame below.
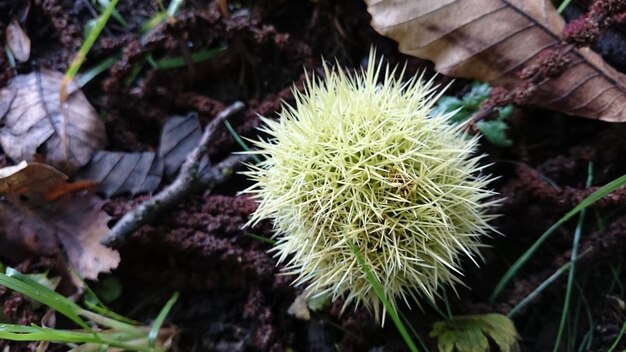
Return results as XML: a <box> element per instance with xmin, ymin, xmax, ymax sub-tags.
<box><xmin>430</xmin><ymin>313</ymin><xmax>518</xmax><ymax>352</ymax></box>
<box><xmin>434</xmin><ymin>82</ymin><xmax>514</xmax><ymax>147</ymax></box>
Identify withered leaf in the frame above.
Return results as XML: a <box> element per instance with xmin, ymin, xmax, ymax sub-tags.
<box><xmin>6</xmin><ymin>18</ymin><xmax>30</xmax><ymax>63</ymax></box>
<box><xmin>158</xmin><ymin>113</ymin><xmax>210</xmax><ymax>180</ymax></box>
<box><xmin>0</xmin><ymin>69</ymin><xmax>107</xmax><ymax>173</ymax></box>
<box><xmin>0</xmin><ymin>162</ymin><xmax>119</xmax><ymax>280</ymax></box>
<box><xmin>365</xmin><ymin>0</ymin><xmax>626</xmax><ymax>121</ymax></box>
<box><xmin>75</xmin><ymin>113</ymin><xmax>210</xmax><ymax>198</ymax></box>
<box><xmin>76</xmin><ymin>151</ymin><xmax>163</xmax><ymax>197</ymax></box>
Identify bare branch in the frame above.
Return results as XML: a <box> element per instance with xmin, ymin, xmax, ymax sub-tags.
<box><xmin>102</xmin><ymin>101</ymin><xmax>247</xmax><ymax>247</ymax></box>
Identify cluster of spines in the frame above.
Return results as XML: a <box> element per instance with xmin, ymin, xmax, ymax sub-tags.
<box><xmin>243</xmin><ymin>53</ymin><xmax>498</xmax><ymax>322</ymax></box>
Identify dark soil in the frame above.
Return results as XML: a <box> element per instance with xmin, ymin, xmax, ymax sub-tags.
<box><xmin>2</xmin><ymin>0</ymin><xmax>626</xmax><ymax>351</ymax></box>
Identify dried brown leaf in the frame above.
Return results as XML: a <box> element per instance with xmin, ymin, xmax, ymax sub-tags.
<box><xmin>74</xmin><ymin>113</ymin><xmax>209</xmax><ymax>198</ymax></box>
<box><xmin>6</xmin><ymin>18</ymin><xmax>30</xmax><ymax>63</ymax></box>
<box><xmin>158</xmin><ymin>113</ymin><xmax>210</xmax><ymax>179</ymax></box>
<box><xmin>0</xmin><ymin>69</ymin><xmax>107</xmax><ymax>173</ymax></box>
<box><xmin>0</xmin><ymin>162</ymin><xmax>119</xmax><ymax>280</ymax></box>
<box><xmin>365</xmin><ymin>0</ymin><xmax>626</xmax><ymax>121</ymax></box>
<box><xmin>76</xmin><ymin>151</ymin><xmax>163</xmax><ymax>197</ymax></box>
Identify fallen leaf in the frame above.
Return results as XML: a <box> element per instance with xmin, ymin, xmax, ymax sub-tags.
<box><xmin>0</xmin><ymin>162</ymin><xmax>119</xmax><ymax>280</ymax></box>
<box><xmin>365</xmin><ymin>0</ymin><xmax>626</xmax><ymax>121</ymax></box>
<box><xmin>75</xmin><ymin>151</ymin><xmax>163</xmax><ymax>197</ymax></box>
<box><xmin>75</xmin><ymin>113</ymin><xmax>209</xmax><ymax>198</ymax></box>
<box><xmin>430</xmin><ymin>313</ymin><xmax>518</xmax><ymax>352</ymax></box>
<box><xmin>6</xmin><ymin>18</ymin><xmax>30</xmax><ymax>62</ymax></box>
<box><xmin>158</xmin><ymin>113</ymin><xmax>209</xmax><ymax>180</ymax></box>
<box><xmin>0</xmin><ymin>69</ymin><xmax>107</xmax><ymax>173</ymax></box>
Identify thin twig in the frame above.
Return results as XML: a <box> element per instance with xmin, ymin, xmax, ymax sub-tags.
<box><xmin>102</xmin><ymin>101</ymin><xmax>247</xmax><ymax>247</ymax></box>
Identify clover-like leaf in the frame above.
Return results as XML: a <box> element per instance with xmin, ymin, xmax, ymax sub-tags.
<box><xmin>430</xmin><ymin>313</ymin><xmax>518</xmax><ymax>352</ymax></box>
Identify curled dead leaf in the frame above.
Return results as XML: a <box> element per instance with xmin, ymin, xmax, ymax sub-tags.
<box><xmin>0</xmin><ymin>69</ymin><xmax>107</xmax><ymax>173</ymax></box>
<box><xmin>6</xmin><ymin>18</ymin><xmax>30</xmax><ymax>63</ymax></box>
<box><xmin>0</xmin><ymin>162</ymin><xmax>119</xmax><ymax>280</ymax></box>
<box><xmin>365</xmin><ymin>0</ymin><xmax>626</xmax><ymax>121</ymax></box>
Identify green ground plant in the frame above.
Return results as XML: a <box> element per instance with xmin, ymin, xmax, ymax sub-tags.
<box><xmin>0</xmin><ymin>267</ymin><xmax>178</xmax><ymax>351</ymax></box>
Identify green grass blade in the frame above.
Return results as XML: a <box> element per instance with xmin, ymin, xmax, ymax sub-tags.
<box><xmin>148</xmin><ymin>292</ymin><xmax>179</xmax><ymax>348</ymax></box>
<box><xmin>77</xmin><ymin>55</ymin><xmax>119</xmax><ymax>87</ymax></box>
<box><xmin>150</xmin><ymin>46</ymin><xmax>225</xmax><ymax>70</ymax></box>
<box><xmin>62</xmin><ymin>0</ymin><xmax>119</xmax><ymax>99</ymax></box>
<box><xmin>0</xmin><ymin>269</ymin><xmax>88</xmax><ymax>329</ymax></box>
<box><xmin>491</xmin><ymin>172</ymin><xmax>626</xmax><ymax>301</ymax></box>
<box><xmin>552</xmin><ymin>209</ymin><xmax>586</xmax><ymax>351</ymax></box>
<box><xmin>0</xmin><ymin>324</ymin><xmax>101</xmax><ymax>343</ymax></box>
<box><xmin>349</xmin><ymin>240</ymin><xmax>419</xmax><ymax>352</ymax></box>
<box><xmin>0</xmin><ymin>324</ymin><xmax>156</xmax><ymax>351</ymax></box>
<box><xmin>608</xmin><ymin>318</ymin><xmax>626</xmax><ymax>352</ymax></box>
<box><xmin>398</xmin><ymin>311</ymin><xmax>430</xmax><ymax>352</ymax></box>
<box><xmin>167</xmin><ymin>0</ymin><xmax>185</xmax><ymax>16</ymax></box>
<box><xmin>506</xmin><ymin>247</ymin><xmax>591</xmax><ymax>318</ymax></box>
<box><xmin>243</xmin><ymin>232</ymin><xmax>276</xmax><ymax>245</ymax></box>
<box><xmin>557</xmin><ymin>0</ymin><xmax>573</xmax><ymax>13</ymax></box>
<box><xmin>553</xmin><ymin>163</ymin><xmax>592</xmax><ymax>352</ymax></box>
<box><xmin>141</xmin><ymin>12</ymin><xmax>168</xmax><ymax>33</ymax></box>
<box><xmin>223</xmin><ymin>120</ymin><xmax>262</xmax><ymax>164</ymax></box>
<box><xmin>4</xmin><ymin>45</ymin><xmax>16</xmax><ymax>68</ymax></box>
<box><xmin>97</xmin><ymin>0</ymin><xmax>128</xmax><ymax>27</ymax></box>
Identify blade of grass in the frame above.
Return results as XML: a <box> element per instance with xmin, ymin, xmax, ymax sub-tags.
<box><xmin>609</xmin><ymin>259</ymin><xmax>624</xmax><ymax>296</ymax></box>
<box><xmin>224</xmin><ymin>120</ymin><xmax>262</xmax><ymax>164</ymax></box>
<box><xmin>557</xmin><ymin>0</ymin><xmax>573</xmax><ymax>13</ymax></box>
<box><xmin>77</xmin><ymin>55</ymin><xmax>119</xmax><ymax>87</ymax></box>
<box><xmin>552</xmin><ymin>210</ymin><xmax>586</xmax><ymax>350</ymax></box>
<box><xmin>167</xmin><ymin>0</ymin><xmax>185</xmax><ymax>16</ymax></box>
<box><xmin>97</xmin><ymin>0</ymin><xmax>128</xmax><ymax>27</ymax></box>
<box><xmin>148</xmin><ymin>292</ymin><xmax>179</xmax><ymax>348</ymax></box>
<box><xmin>574</xmin><ymin>282</ymin><xmax>594</xmax><ymax>351</ymax></box>
<box><xmin>553</xmin><ymin>162</ymin><xmax>593</xmax><ymax>352</ymax></box>
<box><xmin>0</xmin><ymin>325</ymin><xmax>103</xmax><ymax>343</ymax></box>
<box><xmin>506</xmin><ymin>247</ymin><xmax>591</xmax><ymax>318</ymax></box>
<box><xmin>0</xmin><ymin>269</ymin><xmax>88</xmax><ymax>329</ymax></box>
<box><xmin>243</xmin><ymin>232</ymin><xmax>276</xmax><ymax>245</ymax></box>
<box><xmin>4</xmin><ymin>45</ymin><xmax>16</xmax><ymax>68</ymax></box>
<box><xmin>491</xmin><ymin>172</ymin><xmax>626</xmax><ymax>301</ymax></box>
<box><xmin>349</xmin><ymin>240</ymin><xmax>419</xmax><ymax>352</ymax></box>
<box><xmin>398</xmin><ymin>310</ymin><xmax>430</xmax><ymax>352</ymax></box>
<box><xmin>149</xmin><ymin>46</ymin><xmax>225</xmax><ymax>70</ymax></box>
<box><xmin>61</xmin><ymin>0</ymin><xmax>119</xmax><ymax>101</ymax></box>
<box><xmin>140</xmin><ymin>12</ymin><xmax>168</xmax><ymax>34</ymax></box>
<box><xmin>81</xmin><ymin>277</ymin><xmax>138</xmax><ymax>325</ymax></box>
<box><xmin>0</xmin><ymin>324</ymin><xmax>154</xmax><ymax>351</ymax></box>
<box><xmin>608</xmin><ymin>318</ymin><xmax>626</xmax><ymax>352</ymax></box>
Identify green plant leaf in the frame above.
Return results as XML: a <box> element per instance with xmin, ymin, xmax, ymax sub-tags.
<box><xmin>476</xmin><ymin>120</ymin><xmax>513</xmax><ymax>147</ymax></box>
<box><xmin>434</xmin><ymin>82</ymin><xmax>513</xmax><ymax>146</ymax></box>
<box><xmin>349</xmin><ymin>241</ymin><xmax>419</xmax><ymax>352</ymax></box>
<box><xmin>430</xmin><ymin>313</ymin><xmax>517</xmax><ymax>352</ymax></box>
<box><xmin>491</xmin><ymin>172</ymin><xmax>626</xmax><ymax>300</ymax></box>
<box><xmin>0</xmin><ymin>269</ymin><xmax>89</xmax><ymax>329</ymax></box>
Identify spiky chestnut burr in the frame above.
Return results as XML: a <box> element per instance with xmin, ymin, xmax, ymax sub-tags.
<box><xmin>242</xmin><ymin>52</ymin><xmax>499</xmax><ymax>322</ymax></box>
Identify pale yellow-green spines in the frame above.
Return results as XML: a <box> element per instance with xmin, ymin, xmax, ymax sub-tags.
<box><xmin>243</xmin><ymin>51</ymin><xmax>499</xmax><ymax>323</ymax></box>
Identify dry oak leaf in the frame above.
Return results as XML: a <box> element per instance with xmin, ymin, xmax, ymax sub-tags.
<box><xmin>0</xmin><ymin>161</ymin><xmax>120</xmax><ymax>280</ymax></box>
<box><xmin>365</xmin><ymin>0</ymin><xmax>626</xmax><ymax>121</ymax></box>
<box><xmin>0</xmin><ymin>69</ymin><xmax>107</xmax><ymax>173</ymax></box>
